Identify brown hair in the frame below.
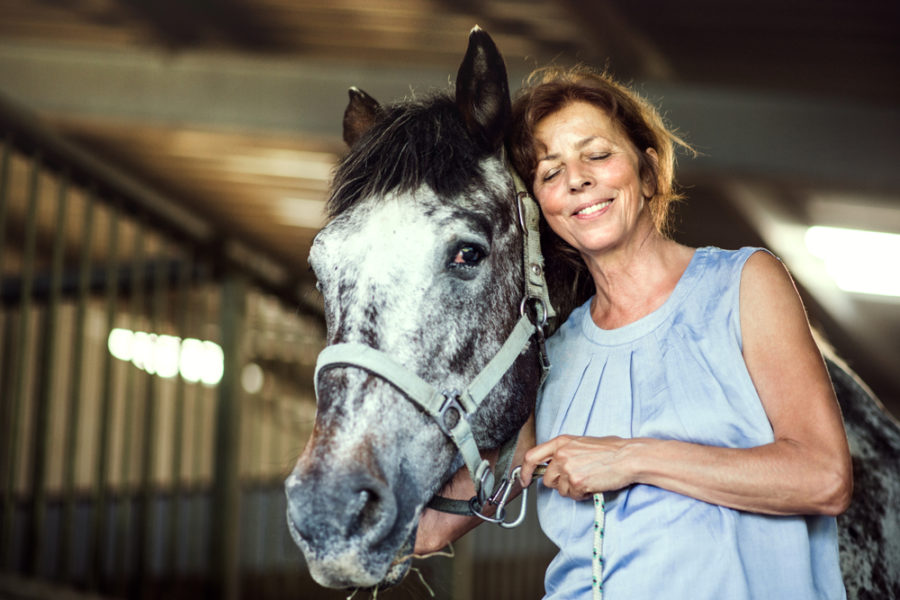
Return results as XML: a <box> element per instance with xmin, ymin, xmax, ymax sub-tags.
<box><xmin>507</xmin><ymin>65</ymin><xmax>694</xmax><ymax>325</ymax></box>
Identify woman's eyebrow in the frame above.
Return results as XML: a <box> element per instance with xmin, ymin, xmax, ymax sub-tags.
<box><xmin>537</xmin><ymin>153</ymin><xmax>557</xmax><ymax>163</ymax></box>
<box><xmin>537</xmin><ymin>135</ymin><xmax>602</xmax><ymax>163</ymax></box>
<box><xmin>576</xmin><ymin>135</ymin><xmax>600</xmax><ymax>149</ymax></box>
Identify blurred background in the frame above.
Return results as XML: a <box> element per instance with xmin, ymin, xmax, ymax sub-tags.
<box><xmin>0</xmin><ymin>1</ymin><xmax>897</xmax><ymax>599</ymax></box>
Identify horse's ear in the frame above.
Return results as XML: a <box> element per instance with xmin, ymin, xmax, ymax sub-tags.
<box><xmin>455</xmin><ymin>26</ymin><xmax>511</xmax><ymax>153</ymax></box>
<box><xmin>343</xmin><ymin>87</ymin><xmax>382</xmax><ymax>147</ymax></box>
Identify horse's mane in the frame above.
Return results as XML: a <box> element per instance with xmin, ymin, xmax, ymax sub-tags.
<box><xmin>327</xmin><ymin>94</ymin><xmax>489</xmax><ymax>219</ymax></box>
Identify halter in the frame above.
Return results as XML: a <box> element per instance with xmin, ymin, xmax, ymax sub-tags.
<box><xmin>314</xmin><ymin>162</ymin><xmax>555</xmax><ymax>525</ymax></box>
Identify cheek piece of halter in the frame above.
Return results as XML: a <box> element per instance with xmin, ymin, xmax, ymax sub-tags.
<box><xmin>313</xmin><ymin>163</ymin><xmax>555</xmax><ymax>528</ymax></box>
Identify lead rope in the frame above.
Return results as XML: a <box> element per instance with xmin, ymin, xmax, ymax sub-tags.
<box><xmin>592</xmin><ymin>492</ymin><xmax>606</xmax><ymax>600</ymax></box>
<box><xmin>524</xmin><ymin>465</ymin><xmax>605</xmax><ymax>598</ymax></box>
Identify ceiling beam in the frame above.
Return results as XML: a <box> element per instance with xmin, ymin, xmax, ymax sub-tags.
<box><xmin>2</xmin><ymin>38</ymin><xmax>898</xmax><ymax>193</ymax></box>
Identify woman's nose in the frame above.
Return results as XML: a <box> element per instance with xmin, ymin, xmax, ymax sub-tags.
<box><xmin>567</xmin><ymin>166</ymin><xmax>593</xmax><ymax>192</ymax></box>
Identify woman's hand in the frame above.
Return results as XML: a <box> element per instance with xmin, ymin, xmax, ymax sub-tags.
<box><xmin>520</xmin><ymin>434</ymin><xmax>636</xmax><ymax>499</ymax></box>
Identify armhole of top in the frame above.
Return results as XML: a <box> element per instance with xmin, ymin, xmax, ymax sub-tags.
<box><xmin>734</xmin><ymin>247</ymin><xmax>774</xmax><ymax>351</ymax></box>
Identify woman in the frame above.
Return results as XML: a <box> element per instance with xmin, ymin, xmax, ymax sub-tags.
<box><xmin>417</xmin><ymin>65</ymin><xmax>852</xmax><ymax>599</ymax></box>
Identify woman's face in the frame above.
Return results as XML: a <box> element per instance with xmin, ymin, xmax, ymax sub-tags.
<box><xmin>532</xmin><ymin>101</ymin><xmax>656</xmax><ymax>258</ymax></box>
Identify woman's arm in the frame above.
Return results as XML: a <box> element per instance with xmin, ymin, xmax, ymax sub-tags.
<box><xmin>521</xmin><ymin>251</ymin><xmax>853</xmax><ymax>516</ymax></box>
<box><xmin>415</xmin><ymin>413</ymin><xmax>537</xmax><ymax>554</ymax></box>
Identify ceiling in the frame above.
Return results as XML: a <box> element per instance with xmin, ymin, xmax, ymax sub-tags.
<box><xmin>0</xmin><ymin>0</ymin><xmax>898</xmax><ymax>415</ymax></box>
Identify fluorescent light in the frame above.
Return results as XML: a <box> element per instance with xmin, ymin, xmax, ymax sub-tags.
<box><xmin>107</xmin><ymin>328</ymin><xmax>225</xmax><ymax>385</ymax></box>
<box><xmin>805</xmin><ymin>226</ymin><xmax>900</xmax><ymax>297</ymax></box>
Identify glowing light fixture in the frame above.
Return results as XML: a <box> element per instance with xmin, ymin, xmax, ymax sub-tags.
<box><xmin>241</xmin><ymin>362</ymin><xmax>265</xmax><ymax>394</ymax></box>
<box><xmin>804</xmin><ymin>226</ymin><xmax>900</xmax><ymax>297</ymax></box>
<box><xmin>108</xmin><ymin>328</ymin><xmax>224</xmax><ymax>385</ymax></box>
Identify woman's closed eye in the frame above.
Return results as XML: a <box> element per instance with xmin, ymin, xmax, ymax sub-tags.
<box><xmin>541</xmin><ymin>167</ymin><xmax>562</xmax><ymax>182</ymax></box>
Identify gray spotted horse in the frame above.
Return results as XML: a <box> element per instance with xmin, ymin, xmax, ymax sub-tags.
<box><xmin>285</xmin><ymin>27</ymin><xmax>900</xmax><ymax>598</ymax></box>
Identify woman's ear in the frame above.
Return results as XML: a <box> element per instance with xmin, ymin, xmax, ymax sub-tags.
<box><xmin>641</xmin><ymin>147</ymin><xmax>659</xmax><ymax>198</ymax></box>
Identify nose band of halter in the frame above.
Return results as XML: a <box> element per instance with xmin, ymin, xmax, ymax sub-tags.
<box><xmin>314</xmin><ymin>312</ymin><xmax>537</xmax><ymax>509</ymax></box>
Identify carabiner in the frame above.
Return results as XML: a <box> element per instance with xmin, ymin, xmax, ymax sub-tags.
<box><xmin>469</xmin><ymin>463</ymin><xmax>549</xmax><ymax>529</ymax></box>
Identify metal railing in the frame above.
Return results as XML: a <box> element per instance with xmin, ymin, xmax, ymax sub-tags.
<box><xmin>0</xmin><ymin>91</ymin><xmax>329</xmax><ymax>599</ymax></box>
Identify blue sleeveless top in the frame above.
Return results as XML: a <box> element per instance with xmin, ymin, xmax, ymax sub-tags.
<box><xmin>535</xmin><ymin>247</ymin><xmax>845</xmax><ymax>599</ymax></box>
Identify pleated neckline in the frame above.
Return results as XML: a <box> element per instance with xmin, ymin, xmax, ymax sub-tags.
<box><xmin>580</xmin><ymin>246</ymin><xmax>709</xmax><ymax>346</ymax></box>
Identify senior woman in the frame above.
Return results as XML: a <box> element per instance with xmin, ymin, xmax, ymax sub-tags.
<box><xmin>416</xmin><ymin>65</ymin><xmax>852</xmax><ymax>599</ymax></box>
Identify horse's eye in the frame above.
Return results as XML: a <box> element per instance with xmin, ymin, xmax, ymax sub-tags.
<box><xmin>451</xmin><ymin>245</ymin><xmax>484</xmax><ymax>267</ymax></box>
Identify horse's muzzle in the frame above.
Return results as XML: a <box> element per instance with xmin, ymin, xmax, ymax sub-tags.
<box><xmin>284</xmin><ymin>466</ymin><xmax>411</xmax><ymax>588</ymax></box>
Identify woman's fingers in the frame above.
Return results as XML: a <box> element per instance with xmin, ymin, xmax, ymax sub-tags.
<box><xmin>521</xmin><ymin>435</ymin><xmax>570</xmax><ymax>486</ymax></box>
<box><xmin>520</xmin><ymin>435</ymin><xmax>632</xmax><ymax>499</ymax></box>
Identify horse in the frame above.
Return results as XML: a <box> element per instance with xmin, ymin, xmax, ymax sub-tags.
<box><xmin>285</xmin><ymin>27</ymin><xmax>900</xmax><ymax>598</ymax></box>
<box><xmin>284</xmin><ymin>27</ymin><xmax>544</xmax><ymax>590</ymax></box>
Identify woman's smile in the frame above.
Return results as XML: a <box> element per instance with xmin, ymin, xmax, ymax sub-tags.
<box><xmin>573</xmin><ymin>198</ymin><xmax>613</xmax><ymax>217</ymax></box>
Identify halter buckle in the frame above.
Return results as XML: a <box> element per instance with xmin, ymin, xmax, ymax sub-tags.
<box><xmin>437</xmin><ymin>390</ymin><xmax>466</xmax><ymax>438</ymax></box>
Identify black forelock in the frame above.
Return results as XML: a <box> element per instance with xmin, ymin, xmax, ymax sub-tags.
<box><xmin>327</xmin><ymin>93</ymin><xmax>490</xmax><ymax>218</ymax></box>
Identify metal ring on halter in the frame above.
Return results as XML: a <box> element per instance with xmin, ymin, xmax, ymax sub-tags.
<box><xmin>474</xmin><ymin>461</ymin><xmax>495</xmax><ymax>507</ymax></box>
<box><xmin>469</xmin><ymin>482</ymin><xmax>524</xmax><ymax>528</ymax></box>
<box><xmin>469</xmin><ymin>495</ymin><xmax>504</xmax><ymax>524</ymax></box>
<box><xmin>436</xmin><ymin>390</ymin><xmax>465</xmax><ymax>438</ymax></box>
<box><xmin>520</xmin><ymin>296</ymin><xmax>548</xmax><ymax>330</ymax></box>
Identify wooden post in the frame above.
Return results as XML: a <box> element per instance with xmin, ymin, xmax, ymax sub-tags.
<box><xmin>26</xmin><ymin>169</ymin><xmax>69</xmax><ymax>576</ymax></box>
<box><xmin>210</xmin><ymin>272</ymin><xmax>245</xmax><ymax>600</ymax></box>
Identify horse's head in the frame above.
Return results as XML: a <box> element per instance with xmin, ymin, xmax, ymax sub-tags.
<box><xmin>284</xmin><ymin>28</ymin><xmax>543</xmax><ymax>590</ymax></box>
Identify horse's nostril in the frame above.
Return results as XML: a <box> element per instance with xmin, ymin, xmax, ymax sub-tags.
<box><xmin>287</xmin><ymin>469</ymin><xmax>398</xmax><ymax>548</ymax></box>
<box><xmin>346</xmin><ymin>487</ymin><xmax>383</xmax><ymax>536</ymax></box>
<box><xmin>346</xmin><ymin>476</ymin><xmax>398</xmax><ymax>545</ymax></box>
